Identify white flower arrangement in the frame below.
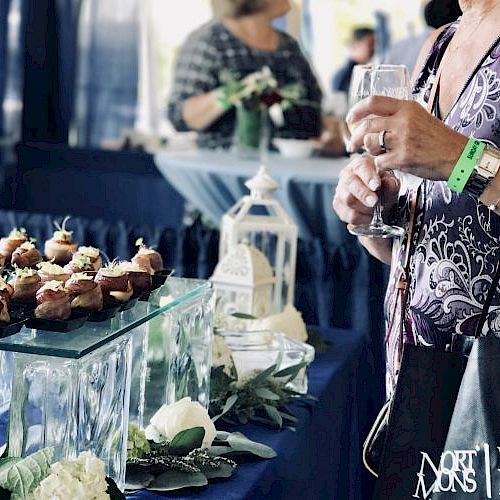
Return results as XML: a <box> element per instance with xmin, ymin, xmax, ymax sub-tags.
<box><xmin>31</xmin><ymin>452</ymin><xmax>110</xmax><ymax>500</ymax></box>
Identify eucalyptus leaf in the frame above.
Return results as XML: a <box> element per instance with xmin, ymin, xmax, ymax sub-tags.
<box><xmin>201</xmin><ymin>462</ymin><xmax>235</xmax><ymax>480</ymax></box>
<box><xmin>279</xmin><ymin>412</ymin><xmax>298</xmax><ymax>423</ymax></box>
<box><xmin>263</xmin><ymin>404</ymin><xmax>283</xmax><ymax>427</ymax></box>
<box><xmin>226</xmin><ymin>432</ymin><xmax>277</xmax><ymax>459</ymax></box>
<box><xmin>125</xmin><ymin>467</ymin><xmax>155</xmax><ymax>491</ymax></box>
<box><xmin>149</xmin><ymin>470</ymin><xmax>208</xmax><ymax>491</ymax></box>
<box><xmin>255</xmin><ymin>388</ymin><xmax>280</xmax><ymax>401</ymax></box>
<box><xmin>251</xmin><ymin>364</ymin><xmax>277</xmax><ymax>385</ymax></box>
<box><xmin>169</xmin><ymin>427</ymin><xmax>205</xmax><ymax>456</ymax></box>
<box><xmin>231</xmin><ymin>312</ymin><xmax>257</xmax><ymax>320</ymax></box>
<box><xmin>0</xmin><ymin>448</ymin><xmax>53</xmax><ymax>498</ymax></box>
<box><xmin>215</xmin><ymin>431</ymin><xmax>231</xmax><ymax>441</ymax></box>
<box><xmin>212</xmin><ymin>394</ymin><xmax>238</xmax><ymax>423</ymax></box>
<box><xmin>274</xmin><ymin>362</ymin><xmax>308</xmax><ymax>380</ymax></box>
<box><xmin>207</xmin><ymin>445</ymin><xmax>233</xmax><ymax>456</ymax></box>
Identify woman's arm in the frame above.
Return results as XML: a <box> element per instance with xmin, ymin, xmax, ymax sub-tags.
<box><xmin>181</xmin><ymin>90</ymin><xmax>227</xmax><ymax>131</ymax></box>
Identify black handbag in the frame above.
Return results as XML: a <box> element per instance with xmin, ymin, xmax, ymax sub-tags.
<box><xmin>369</xmin><ymin>260</ymin><xmax>500</xmax><ymax>500</ymax></box>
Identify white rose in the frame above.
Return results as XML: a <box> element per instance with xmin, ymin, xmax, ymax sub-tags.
<box><xmin>250</xmin><ymin>305</ymin><xmax>308</xmax><ymax>343</ymax></box>
<box><xmin>145</xmin><ymin>397</ymin><xmax>216</xmax><ymax>448</ymax></box>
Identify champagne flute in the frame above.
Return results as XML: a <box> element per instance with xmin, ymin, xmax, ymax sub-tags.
<box><xmin>347</xmin><ymin>64</ymin><xmax>410</xmax><ymax>238</ymax></box>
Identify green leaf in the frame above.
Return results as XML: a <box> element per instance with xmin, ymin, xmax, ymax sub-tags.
<box><xmin>251</xmin><ymin>364</ymin><xmax>277</xmax><ymax>385</ymax></box>
<box><xmin>0</xmin><ymin>444</ymin><xmax>7</xmax><ymax>459</ymax></box>
<box><xmin>149</xmin><ymin>470</ymin><xmax>208</xmax><ymax>491</ymax></box>
<box><xmin>231</xmin><ymin>312</ymin><xmax>257</xmax><ymax>320</ymax></box>
<box><xmin>226</xmin><ymin>432</ymin><xmax>277</xmax><ymax>459</ymax></box>
<box><xmin>212</xmin><ymin>394</ymin><xmax>238</xmax><ymax>423</ymax></box>
<box><xmin>255</xmin><ymin>388</ymin><xmax>280</xmax><ymax>401</ymax></box>
<box><xmin>125</xmin><ymin>466</ymin><xmax>155</xmax><ymax>491</ymax></box>
<box><xmin>279</xmin><ymin>412</ymin><xmax>298</xmax><ymax>423</ymax></box>
<box><xmin>106</xmin><ymin>477</ymin><xmax>127</xmax><ymax>499</ymax></box>
<box><xmin>0</xmin><ymin>448</ymin><xmax>53</xmax><ymax>498</ymax></box>
<box><xmin>169</xmin><ymin>427</ymin><xmax>205</xmax><ymax>456</ymax></box>
<box><xmin>207</xmin><ymin>445</ymin><xmax>233</xmax><ymax>457</ymax></box>
<box><xmin>201</xmin><ymin>462</ymin><xmax>235</xmax><ymax>480</ymax></box>
<box><xmin>263</xmin><ymin>404</ymin><xmax>283</xmax><ymax>427</ymax></box>
<box><xmin>274</xmin><ymin>362</ymin><xmax>308</xmax><ymax>380</ymax></box>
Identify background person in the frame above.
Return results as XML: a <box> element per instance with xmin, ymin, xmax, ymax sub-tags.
<box><xmin>331</xmin><ymin>27</ymin><xmax>376</xmax><ymax>94</ymax></box>
<box><xmin>167</xmin><ymin>0</ymin><xmax>322</xmax><ymax>150</ymax></box>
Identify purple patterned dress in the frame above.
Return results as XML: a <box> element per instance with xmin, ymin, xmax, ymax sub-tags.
<box><xmin>385</xmin><ymin>21</ymin><xmax>500</xmax><ymax>395</ymax></box>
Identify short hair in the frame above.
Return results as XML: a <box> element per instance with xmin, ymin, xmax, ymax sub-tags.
<box><xmin>351</xmin><ymin>27</ymin><xmax>375</xmax><ymax>43</ymax></box>
<box><xmin>212</xmin><ymin>0</ymin><xmax>268</xmax><ymax>19</ymax></box>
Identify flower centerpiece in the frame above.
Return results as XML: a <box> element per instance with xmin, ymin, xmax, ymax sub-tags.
<box><xmin>218</xmin><ymin>66</ymin><xmax>304</xmax><ymax>157</ymax></box>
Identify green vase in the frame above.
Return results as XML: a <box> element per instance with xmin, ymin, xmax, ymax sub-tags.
<box><xmin>234</xmin><ymin>104</ymin><xmax>268</xmax><ymax>159</ymax></box>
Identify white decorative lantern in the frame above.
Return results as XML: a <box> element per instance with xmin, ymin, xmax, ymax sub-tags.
<box><xmin>211</xmin><ymin>243</ymin><xmax>275</xmax><ymax>317</ymax></box>
<box><xmin>219</xmin><ymin>166</ymin><xmax>298</xmax><ymax>315</ymax></box>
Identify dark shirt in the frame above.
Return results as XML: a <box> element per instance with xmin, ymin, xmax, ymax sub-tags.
<box><xmin>167</xmin><ymin>21</ymin><xmax>322</xmax><ymax>149</ymax></box>
<box><xmin>331</xmin><ymin>59</ymin><xmax>356</xmax><ymax>94</ymax></box>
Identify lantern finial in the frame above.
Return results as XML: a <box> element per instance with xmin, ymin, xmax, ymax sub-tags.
<box><xmin>245</xmin><ymin>166</ymin><xmax>280</xmax><ymax>199</ymax></box>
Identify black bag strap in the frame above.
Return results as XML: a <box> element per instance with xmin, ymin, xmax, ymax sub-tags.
<box><xmin>475</xmin><ymin>260</ymin><xmax>500</xmax><ymax>338</ymax></box>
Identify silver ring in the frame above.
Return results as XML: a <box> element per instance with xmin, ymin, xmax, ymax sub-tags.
<box><xmin>379</xmin><ymin>130</ymin><xmax>388</xmax><ymax>152</ymax></box>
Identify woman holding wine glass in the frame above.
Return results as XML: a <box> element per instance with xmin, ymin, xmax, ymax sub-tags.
<box><xmin>333</xmin><ymin>0</ymin><xmax>500</xmax><ymax>394</ymax></box>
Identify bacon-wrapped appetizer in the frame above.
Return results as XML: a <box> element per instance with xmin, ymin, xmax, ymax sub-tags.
<box><xmin>74</xmin><ymin>246</ymin><xmax>102</xmax><ymax>271</ymax></box>
<box><xmin>64</xmin><ymin>253</ymin><xmax>94</xmax><ymax>274</ymax></box>
<box><xmin>65</xmin><ymin>273</ymin><xmax>103</xmax><ymax>311</ymax></box>
<box><xmin>95</xmin><ymin>263</ymin><xmax>133</xmax><ymax>303</ymax></box>
<box><xmin>38</xmin><ymin>262</ymin><xmax>71</xmax><ymax>284</ymax></box>
<box><xmin>119</xmin><ymin>261</ymin><xmax>152</xmax><ymax>296</ymax></box>
<box><xmin>0</xmin><ymin>277</ymin><xmax>14</xmax><ymax>303</ymax></box>
<box><xmin>131</xmin><ymin>238</ymin><xmax>163</xmax><ymax>275</ymax></box>
<box><xmin>11</xmin><ymin>241</ymin><xmax>43</xmax><ymax>269</ymax></box>
<box><xmin>34</xmin><ymin>280</ymin><xmax>71</xmax><ymax>320</ymax></box>
<box><xmin>9</xmin><ymin>267</ymin><xmax>42</xmax><ymax>304</ymax></box>
<box><xmin>0</xmin><ymin>227</ymin><xmax>28</xmax><ymax>262</ymax></box>
<box><xmin>44</xmin><ymin>216</ymin><xmax>78</xmax><ymax>266</ymax></box>
<box><xmin>0</xmin><ymin>296</ymin><xmax>9</xmax><ymax>323</ymax></box>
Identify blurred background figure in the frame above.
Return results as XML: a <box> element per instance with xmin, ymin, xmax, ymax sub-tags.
<box><xmin>167</xmin><ymin>0</ymin><xmax>322</xmax><ymax>150</ymax></box>
<box><xmin>383</xmin><ymin>0</ymin><xmax>462</xmax><ymax>73</ymax></box>
<box><xmin>331</xmin><ymin>27</ymin><xmax>375</xmax><ymax>94</ymax></box>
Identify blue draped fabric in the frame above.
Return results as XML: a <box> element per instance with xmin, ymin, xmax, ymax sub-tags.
<box><xmin>72</xmin><ymin>0</ymin><xmax>139</xmax><ymax>147</ymax></box>
<box><xmin>0</xmin><ymin>0</ymin><xmax>10</xmax><ymax>137</ymax></box>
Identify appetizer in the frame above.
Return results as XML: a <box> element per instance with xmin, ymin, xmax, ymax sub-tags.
<box><xmin>64</xmin><ymin>254</ymin><xmax>94</xmax><ymax>274</ymax></box>
<box><xmin>0</xmin><ymin>227</ymin><xmax>28</xmax><ymax>261</ymax></box>
<box><xmin>75</xmin><ymin>246</ymin><xmax>102</xmax><ymax>271</ymax></box>
<box><xmin>95</xmin><ymin>263</ymin><xmax>133</xmax><ymax>303</ymax></box>
<box><xmin>11</xmin><ymin>241</ymin><xmax>43</xmax><ymax>268</ymax></box>
<box><xmin>119</xmin><ymin>261</ymin><xmax>152</xmax><ymax>296</ymax></box>
<box><xmin>38</xmin><ymin>262</ymin><xmax>71</xmax><ymax>284</ymax></box>
<box><xmin>65</xmin><ymin>273</ymin><xmax>103</xmax><ymax>311</ymax></box>
<box><xmin>44</xmin><ymin>216</ymin><xmax>78</xmax><ymax>265</ymax></box>
<box><xmin>132</xmin><ymin>238</ymin><xmax>163</xmax><ymax>274</ymax></box>
<box><xmin>0</xmin><ymin>277</ymin><xmax>14</xmax><ymax>302</ymax></box>
<box><xmin>34</xmin><ymin>280</ymin><xmax>71</xmax><ymax>321</ymax></box>
<box><xmin>0</xmin><ymin>297</ymin><xmax>9</xmax><ymax>323</ymax></box>
<box><xmin>10</xmin><ymin>267</ymin><xmax>42</xmax><ymax>304</ymax></box>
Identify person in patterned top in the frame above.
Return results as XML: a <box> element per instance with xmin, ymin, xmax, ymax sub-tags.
<box><xmin>167</xmin><ymin>0</ymin><xmax>322</xmax><ymax>150</ymax></box>
<box><xmin>333</xmin><ymin>0</ymin><xmax>500</xmax><ymax>396</ymax></box>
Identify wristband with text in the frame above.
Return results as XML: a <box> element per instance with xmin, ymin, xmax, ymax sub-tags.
<box><xmin>447</xmin><ymin>139</ymin><xmax>486</xmax><ymax>193</ymax></box>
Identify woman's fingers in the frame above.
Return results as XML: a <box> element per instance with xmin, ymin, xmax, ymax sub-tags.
<box><xmin>346</xmin><ymin>96</ymin><xmax>403</xmax><ymax>124</ymax></box>
<box><xmin>349</xmin><ymin>116</ymin><xmax>391</xmax><ymax>152</ymax></box>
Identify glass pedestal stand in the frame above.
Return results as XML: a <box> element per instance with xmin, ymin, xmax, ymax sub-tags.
<box><xmin>0</xmin><ymin>278</ymin><xmax>214</xmax><ymax>489</ymax></box>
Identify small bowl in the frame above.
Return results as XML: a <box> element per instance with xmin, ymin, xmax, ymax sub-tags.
<box><xmin>273</xmin><ymin>138</ymin><xmax>317</xmax><ymax>159</ymax></box>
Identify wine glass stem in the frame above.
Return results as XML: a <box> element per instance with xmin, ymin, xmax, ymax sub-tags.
<box><xmin>372</xmin><ymin>199</ymin><xmax>384</xmax><ymax>227</ymax></box>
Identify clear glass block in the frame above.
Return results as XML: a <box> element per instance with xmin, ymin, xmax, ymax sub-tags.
<box><xmin>220</xmin><ymin>330</ymin><xmax>315</xmax><ymax>394</ymax></box>
<box><xmin>138</xmin><ymin>278</ymin><xmax>215</xmax><ymax>425</ymax></box>
<box><xmin>8</xmin><ymin>336</ymin><xmax>132</xmax><ymax>488</ymax></box>
<box><xmin>0</xmin><ymin>351</ymin><xmax>12</xmax><ymax>415</ymax></box>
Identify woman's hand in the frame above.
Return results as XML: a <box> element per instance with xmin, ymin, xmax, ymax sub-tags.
<box><xmin>333</xmin><ymin>155</ymin><xmax>400</xmax><ymax>226</ymax></box>
<box><xmin>347</xmin><ymin>96</ymin><xmax>468</xmax><ymax>181</ymax></box>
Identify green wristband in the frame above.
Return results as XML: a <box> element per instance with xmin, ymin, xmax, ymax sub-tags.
<box><xmin>447</xmin><ymin>139</ymin><xmax>486</xmax><ymax>193</ymax></box>
<box><xmin>215</xmin><ymin>87</ymin><xmax>232</xmax><ymax>111</ymax></box>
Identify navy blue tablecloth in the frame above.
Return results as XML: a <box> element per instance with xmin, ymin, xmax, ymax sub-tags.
<box><xmin>127</xmin><ymin>326</ymin><xmax>381</xmax><ymax>500</ymax></box>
